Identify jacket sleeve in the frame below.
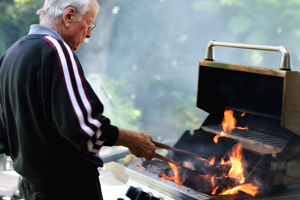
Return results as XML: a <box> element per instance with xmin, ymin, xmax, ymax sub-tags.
<box><xmin>41</xmin><ymin>36</ymin><xmax>119</xmax><ymax>155</ymax></box>
<box><xmin>0</xmin><ymin>104</ymin><xmax>9</xmax><ymax>156</ymax></box>
<box><xmin>0</xmin><ymin>54</ymin><xmax>10</xmax><ymax>156</ymax></box>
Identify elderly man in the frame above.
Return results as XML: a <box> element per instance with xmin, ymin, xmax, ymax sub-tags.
<box><xmin>0</xmin><ymin>0</ymin><xmax>156</xmax><ymax>199</ymax></box>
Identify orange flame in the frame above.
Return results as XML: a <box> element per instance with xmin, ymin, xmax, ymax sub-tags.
<box><xmin>213</xmin><ymin>131</ymin><xmax>226</xmax><ymax>143</ymax></box>
<box><xmin>213</xmin><ymin>109</ymin><xmax>236</xmax><ymax>143</ymax></box>
<box><xmin>211</xmin><ymin>186</ymin><xmax>219</xmax><ymax>195</ymax></box>
<box><xmin>220</xmin><ymin>183</ymin><xmax>259</xmax><ymax>197</ymax></box>
<box><xmin>237</xmin><ymin>126</ymin><xmax>249</xmax><ymax>130</ymax></box>
<box><xmin>220</xmin><ymin>157</ymin><xmax>225</xmax><ymax>165</ymax></box>
<box><xmin>196</xmin><ymin>156</ymin><xmax>209</xmax><ymax>162</ymax></box>
<box><xmin>222</xmin><ymin>110</ymin><xmax>236</xmax><ymax>133</ymax></box>
<box><xmin>183</xmin><ymin>161</ymin><xmax>195</xmax><ymax>170</ymax></box>
<box><xmin>211</xmin><ymin>110</ymin><xmax>259</xmax><ymax>196</ymax></box>
<box><xmin>158</xmin><ymin>109</ymin><xmax>259</xmax><ymax>197</ymax></box>
<box><xmin>211</xmin><ymin>174</ymin><xmax>217</xmax><ymax>188</ymax></box>
<box><xmin>168</xmin><ymin>163</ymin><xmax>183</xmax><ymax>184</ymax></box>
<box><xmin>220</xmin><ymin>156</ymin><xmax>231</xmax><ymax>165</ymax></box>
<box><xmin>213</xmin><ymin>110</ymin><xmax>248</xmax><ymax>143</ymax></box>
<box><xmin>136</xmin><ymin>162</ymin><xmax>145</xmax><ymax>170</ymax></box>
<box><xmin>228</xmin><ymin>143</ymin><xmax>245</xmax><ymax>184</ymax></box>
<box><xmin>159</xmin><ymin>174</ymin><xmax>175</xmax><ymax>181</ymax></box>
<box><xmin>210</xmin><ymin>143</ymin><xmax>259</xmax><ymax>197</ymax></box>
<box><xmin>209</xmin><ymin>156</ymin><xmax>216</xmax><ymax>165</ymax></box>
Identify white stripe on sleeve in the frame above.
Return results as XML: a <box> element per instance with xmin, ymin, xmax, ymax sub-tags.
<box><xmin>63</xmin><ymin>42</ymin><xmax>102</xmax><ymax>129</ymax></box>
<box><xmin>45</xmin><ymin>36</ymin><xmax>97</xmax><ymax>137</ymax></box>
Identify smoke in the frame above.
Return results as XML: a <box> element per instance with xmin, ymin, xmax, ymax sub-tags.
<box><xmin>76</xmin><ymin>0</ymin><xmax>300</xmax><ymax>138</ymax></box>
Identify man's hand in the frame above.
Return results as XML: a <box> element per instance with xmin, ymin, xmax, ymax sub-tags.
<box><xmin>114</xmin><ymin>128</ymin><xmax>156</xmax><ymax>160</ymax></box>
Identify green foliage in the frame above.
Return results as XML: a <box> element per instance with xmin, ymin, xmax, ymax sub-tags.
<box><xmin>192</xmin><ymin>0</ymin><xmax>300</xmax><ymax>69</ymax></box>
<box><xmin>0</xmin><ymin>0</ymin><xmax>43</xmax><ymax>55</ymax></box>
<box><xmin>164</xmin><ymin>92</ymin><xmax>207</xmax><ymax>136</ymax></box>
<box><xmin>100</xmin><ymin>0</ymin><xmax>300</xmax><ymax>140</ymax></box>
<box><xmin>3</xmin><ymin>0</ymin><xmax>300</xmax><ymax>140</ymax></box>
<box><xmin>98</xmin><ymin>74</ymin><xmax>142</xmax><ymax>131</ymax></box>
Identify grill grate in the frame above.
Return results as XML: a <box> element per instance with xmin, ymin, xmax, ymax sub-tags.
<box><xmin>201</xmin><ymin>125</ymin><xmax>287</xmax><ymax>151</ymax></box>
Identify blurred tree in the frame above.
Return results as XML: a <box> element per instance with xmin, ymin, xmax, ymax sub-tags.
<box><xmin>2</xmin><ymin>0</ymin><xmax>300</xmax><ymax>140</ymax></box>
<box><xmin>85</xmin><ymin>0</ymin><xmax>300</xmax><ymax>139</ymax></box>
<box><xmin>0</xmin><ymin>0</ymin><xmax>43</xmax><ymax>55</ymax></box>
<box><xmin>193</xmin><ymin>0</ymin><xmax>300</xmax><ymax>69</ymax></box>
<box><xmin>98</xmin><ymin>74</ymin><xmax>142</xmax><ymax>131</ymax></box>
<box><xmin>100</xmin><ymin>0</ymin><xmax>215</xmax><ymax>138</ymax></box>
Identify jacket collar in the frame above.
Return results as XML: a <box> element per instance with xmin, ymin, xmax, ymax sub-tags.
<box><xmin>28</xmin><ymin>24</ymin><xmax>64</xmax><ymax>42</ymax></box>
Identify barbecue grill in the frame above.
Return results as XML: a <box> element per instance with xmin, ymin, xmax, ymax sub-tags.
<box><xmin>107</xmin><ymin>41</ymin><xmax>300</xmax><ymax>200</ymax></box>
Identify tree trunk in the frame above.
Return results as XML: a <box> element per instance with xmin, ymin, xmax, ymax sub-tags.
<box><xmin>78</xmin><ymin>0</ymin><xmax>121</xmax><ymax>74</ymax></box>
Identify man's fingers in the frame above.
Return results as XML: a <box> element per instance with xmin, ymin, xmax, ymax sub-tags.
<box><xmin>119</xmin><ymin>129</ymin><xmax>156</xmax><ymax>160</ymax></box>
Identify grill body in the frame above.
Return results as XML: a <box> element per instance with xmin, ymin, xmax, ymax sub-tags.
<box><xmin>108</xmin><ymin>41</ymin><xmax>300</xmax><ymax>199</ymax></box>
<box><xmin>195</xmin><ymin>42</ymin><xmax>300</xmax><ymax>190</ymax></box>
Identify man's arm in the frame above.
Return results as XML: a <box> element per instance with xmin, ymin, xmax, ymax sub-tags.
<box><xmin>0</xmin><ymin>54</ymin><xmax>9</xmax><ymax>155</ymax></box>
<box><xmin>114</xmin><ymin>128</ymin><xmax>156</xmax><ymax>160</ymax></box>
<box><xmin>42</xmin><ymin>36</ymin><xmax>120</xmax><ymax>155</ymax></box>
<box><xmin>0</xmin><ymin>104</ymin><xmax>9</xmax><ymax>155</ymax></box>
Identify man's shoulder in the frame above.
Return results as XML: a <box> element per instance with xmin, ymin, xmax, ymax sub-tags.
<box><xmin>20</xmin><ymin>35</ymin><xmax>68</xmax><ymax>54</ymax></box>
<box><xmin>13</xmin><ymin>34</ymin><xmax>52</xmax><ymax>49</ymax></box>
<box><xmin>24</xmin><ymin>34</ymin><xmax>60</xmax><ymax>46</ymax></box>
<box><xmin>2</xmin><ymin>35</ymin><xmax>63</xmax><ymax>63</ymax></box>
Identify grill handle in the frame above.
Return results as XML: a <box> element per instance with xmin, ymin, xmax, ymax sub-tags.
<box><xmin>205</xmin><ymin>40</ymin><xmax>291</xmax><ymax>70</ymax></box>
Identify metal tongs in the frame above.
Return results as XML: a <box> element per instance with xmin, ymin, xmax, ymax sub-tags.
<box><xmin>152</xmin><ymin>141</ymin><xmax>207</xmax><ymax>175</ymax></box>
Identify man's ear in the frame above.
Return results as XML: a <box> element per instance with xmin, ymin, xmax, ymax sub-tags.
<box><xmin>62</xmin><ymin>7</ymin><xmax>76</xmax><ymax>28</ymax></box>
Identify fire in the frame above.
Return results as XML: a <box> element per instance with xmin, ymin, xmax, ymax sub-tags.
<box><xmin>183</xmin><ymin>161</ymin><xmax>195</xmax><ymax>170</ymax></box>
<box><xmin>228</xmin><ymin>143</ymin><xmax>245</xmax><ymax>184</ymax></box>
<box><xmin>156</xmin><ymin>109</ymin><xmax>259</xmax><ymax>197</ymax></box>
<box><xmin>209</xmin><ymin>156</ymin><xmax>216</xmax><ymax>165</ymax></box>
<box><xmin>211</xmin><ymin>187</ymin><xmax>218</xmax><ymax>195</ymax></box>
<box><xmin>159</xmin><ymin>174</ymin><xmax>175</xmax><ymax>181</ymax></box>
<box><xmin>210</xmin><ymin>143</ymin><xmax>259</xmax><ymax>197</ymax></box>
<box><xmin>211</xmin><ymin>110</ymin><xmax>259</xmax><ymax>197</ymax></box>
<box><xmin>168</xmin><ymin>163</ymin><xmax>183</xmax><ymax>184</ymax></box>
<box><xmin>213</xmin><ymin>131</ymin><xmax>226</xmax><ymax>143</ymax></box>
<box><xmin>136</xmin><ymin>162</ymin><xmax>145</xmax><ymax>170</ymax></box>
<box><xmin>213</xmin><ymin>110</ymin><xmax>248</xmax><ymax>143</ymax></box>
<box><xmin>160</xmin><ymin>162</ymin><xmax>183</xmax><ymax>184</ymax></box>
<box><xmin>196</xmin><ymin>156</ymin><xmax>209</xmax><ymax>162</ymax></box>
<box><xmin>210</xmin><ymin>174</ymin><xmax>218</xmax><ymax>196</ymax></box>
<box><xmin>222</xmin><ymin>110</ymin><xmax>236</xmax><ymax>133</ymax></box>
<box><xmin>220</xmin><ymin>183</ymin><xmax>259</xmax><ymax>197</ymax></box>
<box><xmin>220</xmin><ymin>156</ymin><xmax>231</xmax><ymax>165</ymax></box>
<box><xmin>210</xmin><ymin>174</ymin><xmax>217</xmax><ymax>188</ymax></box>
<box><xmin>238</xmin><ymin>126</ymin><xmax>249</xmax><ymax>130</ymax></box>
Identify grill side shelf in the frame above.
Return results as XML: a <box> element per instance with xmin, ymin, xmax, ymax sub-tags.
<box><xmin>201</xmin><ymin>125</ymin><xmax>287</xmax><ymax>156</ymax></box>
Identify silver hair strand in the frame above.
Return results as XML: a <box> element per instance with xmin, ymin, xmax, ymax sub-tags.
<box><xmin>36</xmin><ymin>0</ymin><xmax>99</xmax><ymax>25</ymax></box>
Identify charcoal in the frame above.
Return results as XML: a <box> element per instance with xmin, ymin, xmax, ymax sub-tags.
<box><xmin>180</xmin><ymin>172</ymin><xmax>212</xmax><ymax>193</ymax></box>
<box><xmin>214</xmin><ymin>177</ymin><xmax>239</xmax><ymax>188</ymax></box>
<box><xmin>142</xmin><ymin>159</ymin><xmax>171</xmax><ymax>175</ymax></box>
<box><xmin>141</xmin><ymin>159</ymin><xmax>243</xmax><ymax>195</ymax></box>
<box><xmin>201</xmin><ymin>164</ymin><xmax>232</xmax><ymax>177</ymax></box>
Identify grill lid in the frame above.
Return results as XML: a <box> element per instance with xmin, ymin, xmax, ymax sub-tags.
<box><xmin>197</xmin><ymin>41</ymin><xmax>300</xmax><ymax>138</ymax></box>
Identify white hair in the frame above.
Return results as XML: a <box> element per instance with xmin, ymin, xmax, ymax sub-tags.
<box><xmin>37</xmin><ymin>0</ymin><xmax>99</xmax><ymax>25</ymax></box>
